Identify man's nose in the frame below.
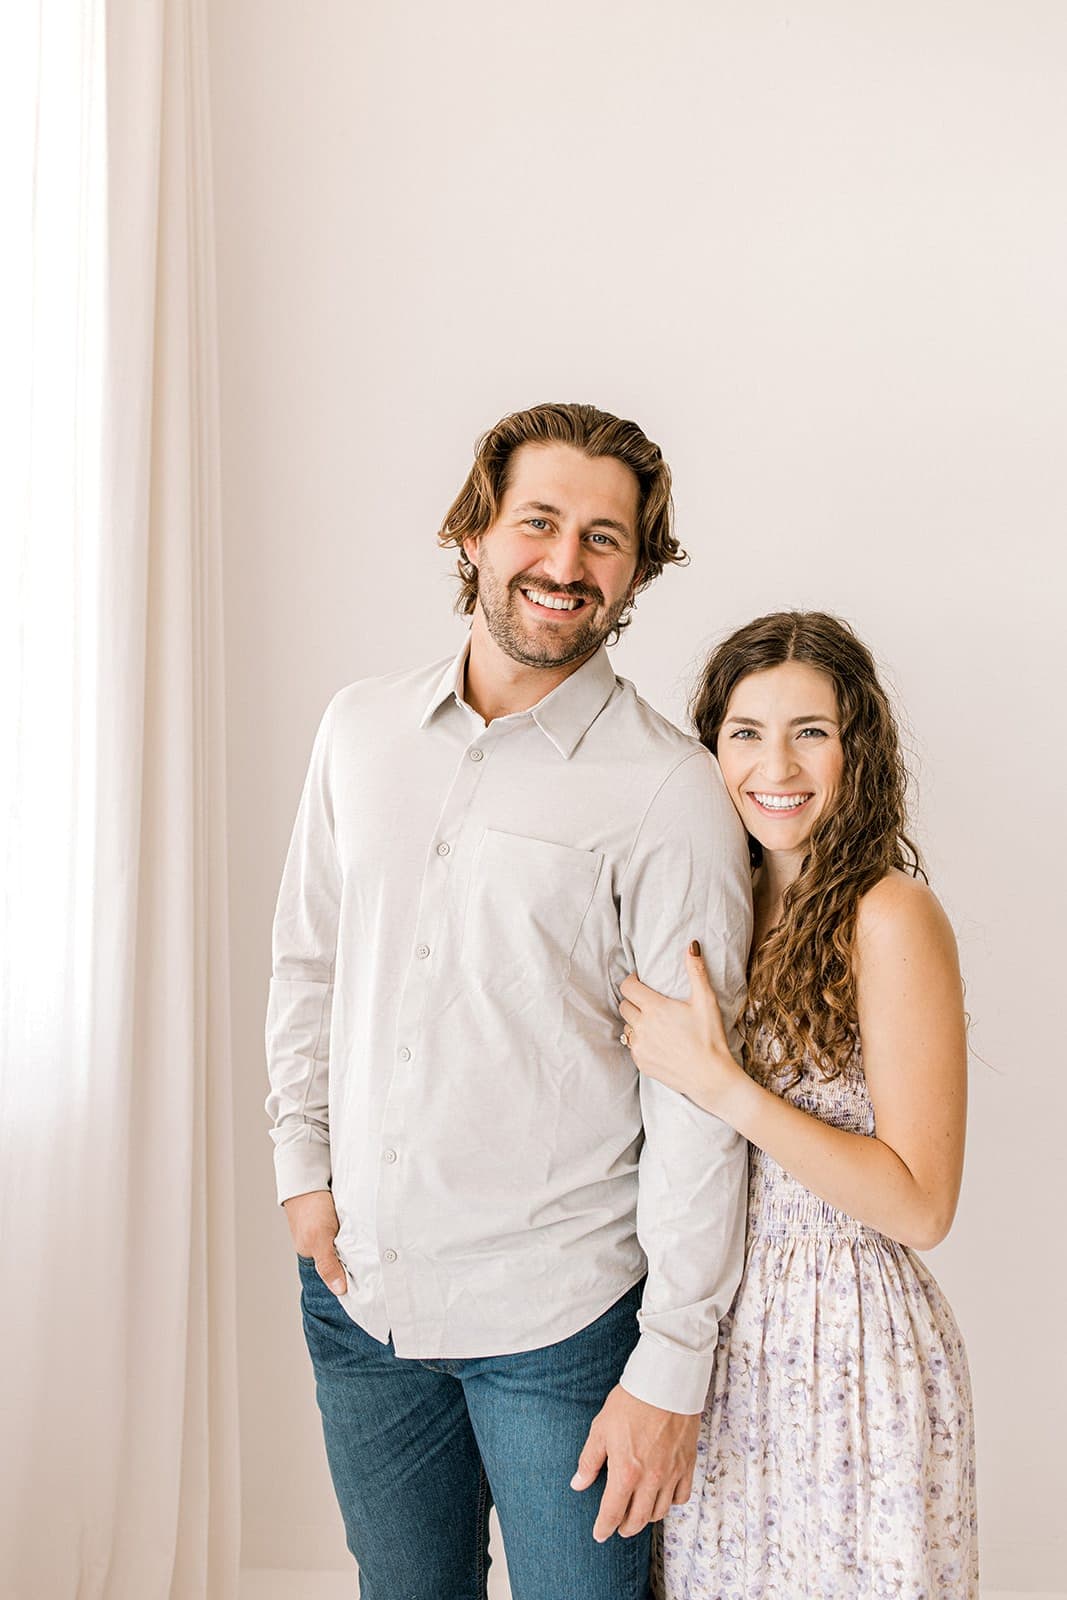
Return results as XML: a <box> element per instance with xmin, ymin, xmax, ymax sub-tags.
<box><xmin>539</xmin><ymin>530</ymin><xmax>587</xmax><ymax>588</ymax></box>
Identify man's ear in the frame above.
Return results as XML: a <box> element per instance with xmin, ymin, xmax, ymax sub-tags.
<box><xmin>462</xmin><ymin>535</ymin><xmax>480</xmax><ymax>570</ymax></box>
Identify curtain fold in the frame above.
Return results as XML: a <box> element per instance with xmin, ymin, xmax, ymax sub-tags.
<box><xmin>0</xmin><ymin>1</ymin><xmax>240</xmax><ymax>1595</ymax></box>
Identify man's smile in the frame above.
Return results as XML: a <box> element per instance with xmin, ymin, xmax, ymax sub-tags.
<box><xmin>519</xmin><ymin>586</ymin><xmax>589</xmax><ymax>615</ymax></box>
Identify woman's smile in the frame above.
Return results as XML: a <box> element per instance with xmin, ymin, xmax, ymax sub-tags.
<box><xmin>746</xmin><ymin>790</ymin><xmax>815</xmax><ymax>816</ymax></box>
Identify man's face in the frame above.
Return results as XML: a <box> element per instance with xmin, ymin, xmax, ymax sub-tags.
<box><xmin>463</xmin><ymin>443</ymin><xmax>642</xmax><ymax>670</ymax></box>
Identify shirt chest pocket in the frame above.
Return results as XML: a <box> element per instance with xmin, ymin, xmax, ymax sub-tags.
<box><xmin>463</xmin><ymin>829</ymin><xmax>606</xmax><ymax>988</ymax></box>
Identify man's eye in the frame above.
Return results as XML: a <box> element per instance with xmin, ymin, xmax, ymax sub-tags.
<box><xmin>588</xmin><ymin>532</ymin><xmax>616</xmax><ymax>547</ymax></box>
<box><xmin>527</xmin><ymin>518</ymin><xmax>549</xmax><ymax>531</ymax></box>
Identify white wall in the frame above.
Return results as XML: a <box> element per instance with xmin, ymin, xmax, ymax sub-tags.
<box><xmin>209</xmin><ymin>2</ymin><xmax>1066</xmax><ymax>1591</ymax></box>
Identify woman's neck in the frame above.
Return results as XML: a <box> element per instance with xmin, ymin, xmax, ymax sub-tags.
<box><xmin>753</xmin><ymin>847</ymin><xmax>805</xmax><ymax>944</ymax></box>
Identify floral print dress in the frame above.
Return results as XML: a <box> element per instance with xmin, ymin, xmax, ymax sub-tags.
<box><xmin>654</xmin><ymin>1042</ymin><xmax>979</xmax><ymax>1600</ymax></box>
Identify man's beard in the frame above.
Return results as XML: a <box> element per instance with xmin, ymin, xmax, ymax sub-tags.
<box><xmin>476</xmin><ymin>563</ymin><xmax>628</xmax><ymax>669</ymax></box>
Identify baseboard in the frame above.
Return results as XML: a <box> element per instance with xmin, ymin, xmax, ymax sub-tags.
<box><xmin>239</xmin><ymin>1572</ymin><xmax>508</xmax><ymax>1599</ymax></box>
<box><xmin>240</xmin><ymin>1576</ymin><xmax>356</xmax><ymax>1600</ymax></box>
<box><xmin>241</xmin><ymin>1576</ymin><xmax>356</xmax><ymax>1600</ymax></box>
<box><xmin>239</xmin><ymin>1565</ymin><xmax>506</xmax><ymax>1599</ymax></box>
<box><xmin>239</xmin><ymin>1572</ymin><xmax>1064</xmax><ymax>1600</ymax></box>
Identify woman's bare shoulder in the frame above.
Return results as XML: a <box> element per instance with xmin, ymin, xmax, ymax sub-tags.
<box><xmin>855</xmin><ymin>869</ymin><xmax>956</xmax><ymax>958</ymax></box>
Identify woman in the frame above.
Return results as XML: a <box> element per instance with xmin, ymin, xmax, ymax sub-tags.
<box><xmin>619</xmin><ymin>612</ymin><xmax>978</xmax><ymax>1600</ymax></box>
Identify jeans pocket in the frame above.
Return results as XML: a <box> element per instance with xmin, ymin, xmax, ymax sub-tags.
<box><xmin>298</xmin><ymin>1252</ymin><xmax>353</xmax><ymax>1308</ymax></box>
<box><xmin>297</xmin><ymin>1254</ymin><xmax>333</xmax><ymax>1293</ymax></box>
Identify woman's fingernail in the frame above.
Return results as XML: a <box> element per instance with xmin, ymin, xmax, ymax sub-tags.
<box><xmin>690</xmin><ymin>939</ymin><xmax>701</xmax><ymax>957</ymax></box>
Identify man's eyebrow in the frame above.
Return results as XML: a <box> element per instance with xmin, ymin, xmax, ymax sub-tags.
<box><xmin>589</xmin><ymin>518</ymin><xmax>635</xmax><ymax>541</ymax></box>
<box><xmin>511</xmin><ymin>502</ymin><xmax>635</xmax><ymax>541</ymax></box>
<box><xmin>724</xmin><ymin>715</ymin><xmax>837</xmax><ymax>727</ymax></box>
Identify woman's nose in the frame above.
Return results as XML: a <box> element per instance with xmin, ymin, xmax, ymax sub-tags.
<box><xmin>759</xmin><ymin>743</ymin><xmax>800</xmax><ymax>783</ymax></box>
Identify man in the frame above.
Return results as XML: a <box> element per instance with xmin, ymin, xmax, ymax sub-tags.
<box><xmin>266</xmin><ymin>402</ymin><xmax>751</xmax><ymax>1600</ymax></box>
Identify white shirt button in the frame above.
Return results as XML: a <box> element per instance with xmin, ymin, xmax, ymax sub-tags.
<box><xmin>383</xmin><ymin>1148</ymin><xmax>398</xmax><ymax>1164</ymax></box>
<box><xmin>436</xmin><ymin>841</ymin><xmax>451</xmax><ymax>856</ymax></box>
<box><xmin>415</xmin><ymin>943</ymin><xmax>430</xmax><ymax>959</ymax></box>
<box><xmin>399</xmin><ymin>1046</ymin><xmax>412</xmax><ymax>1062</ymax></box>
<box><xmin>383</xmin><ymin>1248</ymin><xmax>398</xmax><ymax>1263</ymax></box>
<box><xmin>469</xmin><ymin>748</ymin><xmax>484</xmax><ymax>762</ymax></box>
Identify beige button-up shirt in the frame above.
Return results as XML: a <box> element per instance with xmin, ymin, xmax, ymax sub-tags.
<box><xmin>266</xmin><ymin>642</ymin><xmax>752</xmax><ymax>1413</ymax></box>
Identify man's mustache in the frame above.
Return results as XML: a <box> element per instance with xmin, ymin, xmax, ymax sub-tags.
<box><xmin>508</xmin><ymin>572</ymin><xmax>604</xmax><ymax>605</ymax></box>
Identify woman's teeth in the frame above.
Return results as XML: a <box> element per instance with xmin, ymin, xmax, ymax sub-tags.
<box><xmin>752</xmin><ymin>792</ymin><xmax>812</xmax><ymax>810</ymax></box>
<box><xmin>523</xmin><ymin>589</ymin><xmax>583</xmax><ymax>611</ymax></box>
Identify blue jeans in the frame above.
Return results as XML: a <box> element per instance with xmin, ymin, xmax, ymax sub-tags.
<box><xmin>298</xmin><ymin>1257</ymin><xmax>651</xmax><ymax>1600</ymax></box>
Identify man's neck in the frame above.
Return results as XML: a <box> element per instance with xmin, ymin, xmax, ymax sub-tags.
<box><xmin>462</xmin><ymin>611</ymin><xmax>597</xmax><ymax>724</ymax></box>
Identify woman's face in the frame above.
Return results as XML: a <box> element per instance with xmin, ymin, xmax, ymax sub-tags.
<box><xmin>715</xmin><ymin>661</ymin><xmax>845</xmax><ymax>856</ymax></box>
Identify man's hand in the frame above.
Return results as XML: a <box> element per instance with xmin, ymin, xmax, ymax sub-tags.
<box><xmin>570</xmin><ymin>1385</ymin><xmax>701</xmax><ymax>1542</ymax></box>
<box><xmin>283</xmin><ymin>1189</ymin><xmax>346</xmax><ymax>1294</ymax></box>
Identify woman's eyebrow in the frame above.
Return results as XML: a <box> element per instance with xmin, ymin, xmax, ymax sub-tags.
<box><xmin>724</xmin><ymin>714</ymin><xmax>836</xmax><ymax>726</ymax></box>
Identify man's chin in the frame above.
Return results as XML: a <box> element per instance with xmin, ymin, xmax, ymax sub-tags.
<box><xmin>479</xmin><ymin>604</ymin><xmax>604</xmax><ymax>668</ymax></box>
<box><xmin>507</xmin><ymin>640</ymin><xmax>595</xmax><ymax>670</ymax></box>
<box><xmin>485</xmin><ymin>611</ymin><xmax>608</xmax><ymax>670</ymax></box>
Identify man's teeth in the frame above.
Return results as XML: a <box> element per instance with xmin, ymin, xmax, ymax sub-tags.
<box><xmin>523</xmin><ymin>589</ymin><xmax>583</xmax><ymax>612</ymax></box>
<box><xmin>753</xmin><ymin>793</ymin><xmax>811</xmax><ymax>810</ymax></box>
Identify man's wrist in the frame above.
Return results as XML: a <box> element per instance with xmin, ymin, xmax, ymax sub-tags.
<box><xmin>619</xmin><ymin>1332</ymin><xmax>712</xmax><ymax>1416</ymax></box>
<box><xmin>274</xmin><ymin>1144</ymin><xmax>333</xmax><ymax>1207</ymax></box>
<box><xmin>282</xmin><ymin>1187</ymin><xmax>332</xmax><ymax>1205</ymax></box>
<box><xmin>609</xmin><ymin>1382</ymin><xmax>687</xmax><ymax>1421</ymax></box>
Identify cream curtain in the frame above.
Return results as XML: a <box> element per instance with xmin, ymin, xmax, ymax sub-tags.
<box><xmin>0</xmin><ymin>2</ymin><xmax>240</xmax><ymax>1596</ymax></box>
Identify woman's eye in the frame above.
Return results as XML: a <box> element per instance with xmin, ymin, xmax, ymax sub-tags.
<box><xmin>798</xmin><ymin>727</ymin><xmax>828</xmax><ymax>739</ymax></box>
<box><xmin>730</xmin><ymin>728</ymin><xmax>758</xmax><ymax>740</ymax></box>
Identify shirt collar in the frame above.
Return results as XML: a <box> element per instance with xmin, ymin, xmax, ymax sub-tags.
<box><xmin>419</xmin><ymin>637</ymin><xmax>618</xmax><ymax>759</ymax></box>
<box><xmin>420</xmin><ymin>641</ymin><xmax>470</xmax><ymax>728</ymax></box>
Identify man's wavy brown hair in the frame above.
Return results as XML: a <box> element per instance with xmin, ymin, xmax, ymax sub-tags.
<box><xmin>438</xmin><ymin>403</ymin><xmax>685</xmax><ymax>640</ymax></box>
<box><xmin>692</xmin><ymin>611</ymin><xmax>925</xmax><ymax>1083</ymax></box>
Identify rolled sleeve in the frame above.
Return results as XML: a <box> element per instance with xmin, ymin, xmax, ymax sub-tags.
<box><xmin>265</xmin><ymin>699</ymin><xmax>342</xmax><ymax>1205</ymax></box>
<box><xmin>618</xmin><ymin>749</ymin><xmax>752</xmax><ymax>1414</ymax></box>
<box><xmin>620</xmin><ymin>1327</ymin><xmax>720</xmax><ymax>1418</ymax></box>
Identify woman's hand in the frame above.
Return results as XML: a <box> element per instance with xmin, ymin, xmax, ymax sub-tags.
<box><xmin>620</xmin><ymin>940</ymin><xmax>747</xmax><ymax>1119</ymax></box>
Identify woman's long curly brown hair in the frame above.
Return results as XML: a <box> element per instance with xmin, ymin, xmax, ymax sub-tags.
<box><xmin>692</xmin><ymin>611</ymin><xmax>925</xmax><ymax>1083</ymax></box>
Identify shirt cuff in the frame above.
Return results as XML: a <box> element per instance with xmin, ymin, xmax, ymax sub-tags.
<box><xmin>274</xmin><ymin>1138</ymin><xmax>333</xmax><ymax>1207</ymax></box>
<box><xmin>619</xmin><ymin>1330</ymin><xmax>715</xmax><ymax>1416</ymax></box>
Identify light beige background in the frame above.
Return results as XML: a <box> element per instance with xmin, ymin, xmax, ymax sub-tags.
<box><xmin>209</xmin><ymin>2</ymin><xmax>1066</xmax><ymax>1593</ymax></box>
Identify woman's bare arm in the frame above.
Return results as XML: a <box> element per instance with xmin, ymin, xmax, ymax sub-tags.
<box><xmin>620</xmin><ymin>874</ymin><xmax>968</xmax><ymax>1250</ymax></box>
